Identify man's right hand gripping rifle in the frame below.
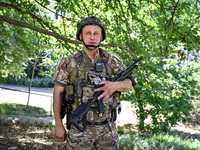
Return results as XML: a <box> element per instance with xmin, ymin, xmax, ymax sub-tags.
<box><xmin>61</xmin><ymin>57</ymin><xmax>143</xmax><ymax>132</ymax></box>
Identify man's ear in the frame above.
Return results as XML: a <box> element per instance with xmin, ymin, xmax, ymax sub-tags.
<box><xmin>79</xmin><ymin>34</ymin><xmax>83</xmax><ymax>41</ymax></box>
<box><xmin>101</xmin><ymin>34</ymin><xmax>103</xmax><ymax>41</ymax></box>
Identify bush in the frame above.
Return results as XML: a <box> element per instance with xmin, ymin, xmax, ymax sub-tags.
<box><xmin>122</xmin><ymin>58</ymin><xmax>200</xmax><ymax>132</ymax></box>
<box><xmin>2</xmin><ymin>76</ymin><xmax>54</xmax><ymax>88</ymax></box>
<box><xmin>31</xmin><ymin>77</ymin><xmax>54</xmax><ymax>87</ymax></box>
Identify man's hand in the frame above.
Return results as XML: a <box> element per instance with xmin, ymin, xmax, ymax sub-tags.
<box><xmin>94</xmin><ymin>78</ymin><xmax>133</xmax><ymax>101</ymax></box>
<box><xmin>94</xmin><ymin>81</ymin><xmax>118</xmax><ymax>101</ymax></box>
<box><xmin>53</xmin><ymin>84</ymin><xmax>66</xmax><ymax>142</ymax></box>
<box><xmin>55</xmin><ymin>125</ymin><xmax>66</xmax><ymax>142</ymax></box>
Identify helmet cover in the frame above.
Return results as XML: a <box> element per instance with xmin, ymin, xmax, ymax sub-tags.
<box><xmin>76</xmin><ymin>16</ymin><xmax>106</xmax><ymax>41</ymax></box>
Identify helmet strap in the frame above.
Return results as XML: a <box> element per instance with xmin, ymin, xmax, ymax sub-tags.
<box><xmin>81</xmin><ymin>38</ymin><xmax>101</xmax><ymax>50</ymax></box>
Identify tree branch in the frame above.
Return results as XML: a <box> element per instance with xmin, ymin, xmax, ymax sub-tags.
<box><xmin>0</xmin><ymin>15</ymin><xmax>81</xmax><ymax>44</ymax></box>
<box><xmin>82</xmin><ymin>2</ymin><xmax>90</xmax><ymax>16</ymax></box>
<box><xmin>155</xmin><ymin>0</ymin><xmax>167</xmax><ymax>17</ymax></box>
<box><xmin>167</xmin><ymin>0</ymin><xmax>180</xmax><ymax>27</ymax></box>
<box><xmin>0</xmin><ymin>15</ymin><xmax>138</xmax><ymax>58</ymax></box>
<box><xmin>101</xmin><ymin>43</ymin><xmax>138</xmax><ymax>58</ymax></box>
<box><xmin>35</xmin><ymin>0</ymin><xmax>74</xmax><ymax>21</ymax></box>
<box><xmin>196</xmin><ymin>0</ymin><xmax>200</xmax><ymax>15</ymax></box>
<box><xmin>0</xmin><ymin>2</ymin><xmax>52</xmax><ymax>31</ymax></box>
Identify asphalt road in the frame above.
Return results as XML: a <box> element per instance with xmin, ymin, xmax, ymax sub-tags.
<box><xmin>0</xmin><ymin>84</ymin><xmax>137</xmax><ymax>125</ymax></box>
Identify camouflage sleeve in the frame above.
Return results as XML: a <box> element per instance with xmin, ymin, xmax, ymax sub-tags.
<box><xmin>52</xmin><ymin>57</ymin><xmax>69</xmax><ymax>87</ymax></box>
<box><xmin>108</xmin><ymin>54</ymin><xmax>126</xmax><ymax>75</ymax></box>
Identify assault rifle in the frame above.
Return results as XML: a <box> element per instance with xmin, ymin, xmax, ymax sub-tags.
<box><xmin>71</xmin><ymin>57</ymin><xmax>143</xmax><ymax>132</ymax></box>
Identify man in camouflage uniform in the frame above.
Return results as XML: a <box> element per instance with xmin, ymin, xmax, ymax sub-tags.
<box><xmin>52</xmin><ymin>16</ymin><xmax>133</xmax><ymax>150</ymax></box>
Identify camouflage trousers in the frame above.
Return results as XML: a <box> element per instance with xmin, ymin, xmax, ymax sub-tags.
<box><xmin>65</xmin><ymin>122</ymin><xmax>119</xmax><ymax>150</ymax></box>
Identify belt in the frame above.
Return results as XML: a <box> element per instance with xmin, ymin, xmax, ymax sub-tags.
<box><xmin>87</xmin><ymin>119</ymin><xmax>108</xmax><ymax>125</ymax></box>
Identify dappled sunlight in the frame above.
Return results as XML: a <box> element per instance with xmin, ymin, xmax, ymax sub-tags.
<box><xmin>0</xmin><ymin>123</ymin><xmax>66</xmax><ymax>149</ymax></box>
<box><xmin>33</xmin><ymin>138</ymin><xmax>52</xmax><ymax>145</ymax></box>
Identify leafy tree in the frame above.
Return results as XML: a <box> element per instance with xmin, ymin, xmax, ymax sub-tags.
<box><xmin>0</xmin><ymin>0</ymin><xmax>199</xmax><ymax>131</ymax></box>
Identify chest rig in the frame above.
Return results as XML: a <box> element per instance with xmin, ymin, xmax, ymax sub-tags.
<box><xmin>65</xmin><ymin>49</ymin><xmax>120</xmax><ymax>123</ymax></box>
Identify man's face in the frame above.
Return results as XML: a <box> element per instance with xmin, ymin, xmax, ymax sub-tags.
<box><xmin>80</xmin><ymin>25</ymin><xmax>103</xmax><ymax>50</ymax></box>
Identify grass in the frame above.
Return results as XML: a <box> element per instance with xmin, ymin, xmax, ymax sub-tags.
<box><xmin>0</xmin><ymin>101</ymin><xmax>49</xmax><ymax>117</ymax></box>
<box><xmin>118</xmin><ymin>124</ymin><xmax>200</xmax><ymax>150</ymax></box>
<box><xmin>119</xmin><ymin>132</ymin><xmax>200</xmax><ymax>150</ymax></box>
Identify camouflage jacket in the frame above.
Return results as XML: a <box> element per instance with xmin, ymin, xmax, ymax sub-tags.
<box><xmin>53</xmin><ymin>48</ymin><xmax>125</xmax><ymax>123</ymax></box>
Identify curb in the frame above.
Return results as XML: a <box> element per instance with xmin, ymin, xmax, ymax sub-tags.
<box><xmin>0</xmin><ymin>114</ymin><xmax>55</xmax><ymax>126</ymax></box>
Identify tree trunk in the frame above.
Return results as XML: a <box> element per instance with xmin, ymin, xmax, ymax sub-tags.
<box><xmin>27</xmin><ymin>60</ymin><xmax>38</xmax><ymax>107</ymax></box>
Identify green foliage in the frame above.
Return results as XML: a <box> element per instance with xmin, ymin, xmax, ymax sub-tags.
<box><xmin>118</xmin><ymin>124</ymin><xmax>200</xmax><ymax>150</ymax></box>
<box><xmin>1</xmin><ymin>0</ymin><xmax>200</xmax><ymax>132</ymax></box>
<box><xmin>122</xmin><ymin>58</ymin><xmax>200</xmax><ymax>132</ymax></box>
<box><xmin>3</xmin><ymin>76</ymin><xmax>54</xmax><ymax>88</ymax></box>
<box><xmin>178</xmin><ymin>60</ymin><xmax>200</xmax><ymax>97</ymax></box>
<box><xmin>31</xmin><ymin>77</ymin><xmax>53</xmax><ymax>87</ymax></box>
<box><xmin>0</xmin><ymin>0</ymin><xmax>58</xmax><ymax>78</ymax></box>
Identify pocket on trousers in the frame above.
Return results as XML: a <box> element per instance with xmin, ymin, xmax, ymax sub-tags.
<box><xmin>66</xmin><ymin>126</ymin><xmax>94</xmax><ymax>148</ymax></box>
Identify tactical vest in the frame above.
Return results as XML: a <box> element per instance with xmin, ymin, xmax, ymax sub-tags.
<box><xmin>65</xmin><ymin>49</ymin><xmax>120</xmax><ymax>123</ymax></box>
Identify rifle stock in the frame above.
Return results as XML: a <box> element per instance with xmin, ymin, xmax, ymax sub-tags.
<box><xmin>60</xmin><ymin>91</ymin><xmax>67</xmax><ymax>119</ymax></box>
<box><xmin>71</xmin><ymin>57</ymin><xmax>143</xmax><ymax>131</ymax></box>
<box><xmin>60</xmin><ymin>91</ymin><xmax>73</xmax><ymax>130</ymax></box>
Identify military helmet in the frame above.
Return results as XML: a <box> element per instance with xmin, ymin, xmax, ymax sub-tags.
<box><xmin>76</xmin><ymin>16</ymin><xmax>106</xmax><ymax>41</ymax></box>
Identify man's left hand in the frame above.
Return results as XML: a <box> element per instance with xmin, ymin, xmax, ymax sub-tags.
<box><xmin>94</xmin><ymin>78</ymin><xmax>133</xmax><ymax>101</ymax></box>
<box><xmin>94</xmin><ymin>81</ymin><xmax>119</xmax><ymax>101</ymax></box>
